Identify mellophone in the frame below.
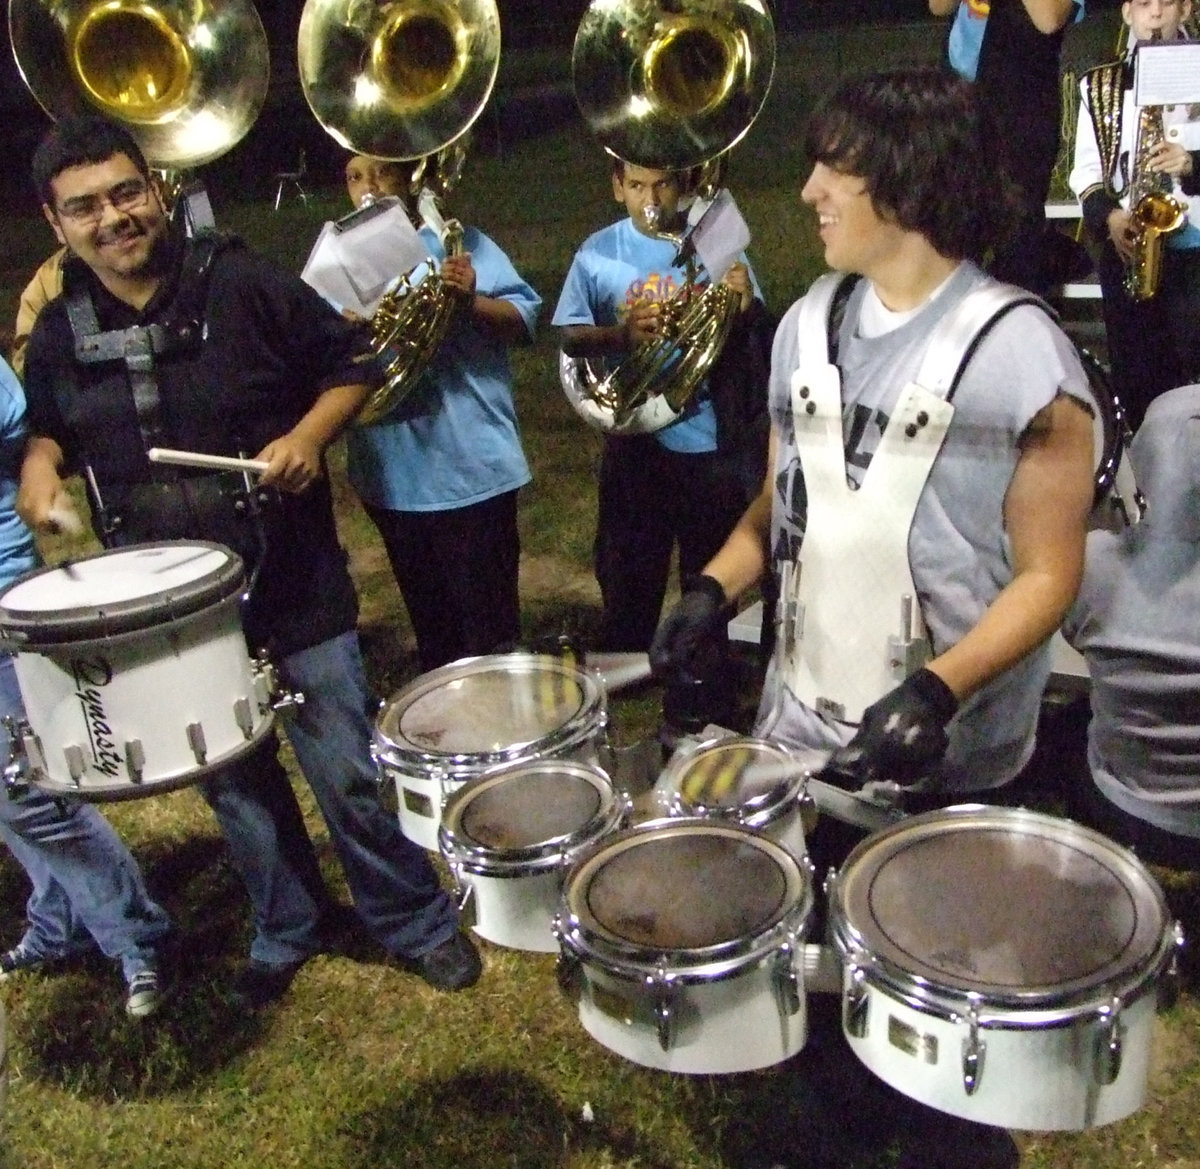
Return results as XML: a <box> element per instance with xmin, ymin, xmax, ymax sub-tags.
<box><xmin>372</xmin><ymin>651</ymin><xmax>1181</xmax><ymax>1133</ymax></box>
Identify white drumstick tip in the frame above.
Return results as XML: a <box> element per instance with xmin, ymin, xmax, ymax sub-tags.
<box><xmin>46</xmin><ymin>502</ymin><xmax>84</xmax><ymax>536</ymax></box>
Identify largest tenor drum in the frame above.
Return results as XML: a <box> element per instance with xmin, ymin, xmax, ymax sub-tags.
<box><xmin>374</xmin><ymin>653</ymin><xmax>609</xmax><ymax>851</ymax></box>
<box><xmin>828</xmin><ymin>805</ymin><xmax>1181</xmax><ymax>1131</ymax></box>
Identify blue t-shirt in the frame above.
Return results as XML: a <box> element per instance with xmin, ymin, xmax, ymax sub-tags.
<box><xmin>345</xmin><ymin>225</ymin><xmax>540</xmax><ymax>512</ymax></box>
<box><xmin>0</xmin><ymin>360</ymin><xmax>38</xmax><ymax>593</ymax></box>
<box><xmin>553</xmin><ymin>216</ymin><xmax>760</xmax><ymax>454</ymax></box>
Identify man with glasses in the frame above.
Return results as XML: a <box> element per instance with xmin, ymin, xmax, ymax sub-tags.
<box><xmin>16</xmin><ymin>114</ymin><xmax>482</xmax><ymax>1009</ymax></box>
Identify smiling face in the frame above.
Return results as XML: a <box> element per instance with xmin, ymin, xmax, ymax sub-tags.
<box><xmin>43</xmin><ymin>152</ymin><xmax>168</xmax><ymax>305</ymax></box>
<box><xmin>800</xmin><ymin>160</ymin><xmax>911</xmax><ymax>279</ymax></box>
<box><xmin>345</xmin><ymin>155</ymin><xmax>410</xmax><ymax>209</ymax></box>
<box><xmin>1123</xmin><ymin>0</ymin><xmax>1191</xmax><ymax>41</ymax></box>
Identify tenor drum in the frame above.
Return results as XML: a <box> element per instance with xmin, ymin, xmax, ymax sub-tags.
<box><xmin>556</xmin><ymin>819</ymin><xmax>814</xmax><ymax>1074</ymax></box>
<box><xmin>659</xmin><ymin>735</ymin><xmax>811</xmax><ymax>859</ymax></box>
<box><xmin>0</xmin><ymin>542</ymin><xmax>274</xmax><ymax>801</ymax></box>
<box><xmin>439</xmin><ymin>758</ymin><xmax>624</xmax><ymax>952</ymax></box>
<box><xmin>828</xmin><ymin>805</ymin><xmax>1181</xmax><ymax>1131</ymax></box>
<box><xmin>374</xmin><ymin>653</ymin><xmax>609</xmax><ymax>851</ymax></box>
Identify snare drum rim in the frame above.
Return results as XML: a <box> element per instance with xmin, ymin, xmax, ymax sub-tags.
<box><xmin>1081</xmin><ymin>343</ymin><xmax>1126</xmax><ymax>505</ymax></box>
<box><xmin>828</xmin><ymin>804</ymin><xmax>1177</xmax><ymax>1023</ymax></box>
<box><xmin>665</xmin><ymin>735</ymin><xmax>806</xmax><ymax>828</ymax></box>
<box><xmin>557</xmin><ymin>819</ymin><xmax>814</xmax><ymax>985</ymax></box>
<box><xmin>438</xmin><ymin>759</ymin><xmax>625</xmax><ymax>876</ymax></box>
<box><xmin>0</xmin><ymin>541</ymin><xmax>245</xmax><ymax>648</ymax></box>
<box><xmin>374</xmin><ymin>653</ymin><xmax>607</xmax><ymax>775</ymax></box>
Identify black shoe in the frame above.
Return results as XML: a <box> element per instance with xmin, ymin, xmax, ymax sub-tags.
<box><xmin>229</xmin><ymin>956</ymin><xmax>308</xmax><ymax>1010</ymax></box>
<box><xmin>396</xmin><ymin>932</ymin><xmax>481</xmax><ymax>992</ymax></box>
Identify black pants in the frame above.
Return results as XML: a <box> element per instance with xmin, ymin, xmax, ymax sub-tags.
<box><xmin>594</xmin><ymin>436</ymin><xmax>746</xmax><ymax>653</ymax></box>
<box><xmin>1098</xmin><ymin>242</ymin><xmax>1200</xmax><ymax>434</ymax></box>
<box><xmin>364</xmin><ymin>490</ymin><xmax>522</xmax><ymax>674</ymax></box>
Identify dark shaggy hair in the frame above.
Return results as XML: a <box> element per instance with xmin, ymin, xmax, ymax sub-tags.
<box><xmin>803</xmin><ymin>66</ymin><xmax>1019</xmax><ymax>264</ymax></box>
<box><xmin>32</xmin><ymin>115</ymin><xmax>151</xmax><ymax>208</ymax></box>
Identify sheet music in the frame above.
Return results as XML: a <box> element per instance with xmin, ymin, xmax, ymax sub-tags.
<box><xmin>300</xmin><ymin>200</ymin><xmax>428</xmax><ymax>316</ymax></box>
<box><xmin>689</xmin><ymin>188</ymin><xmax>751</xmax><ymax>283</ymax></box>
<box><xmin>1133</xmin><ymin>41</ymin><xmax>1200</xmax><ymax>106</ymax></box>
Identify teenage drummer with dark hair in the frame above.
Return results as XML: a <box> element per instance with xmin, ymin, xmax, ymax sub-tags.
<box><xmin>17</xmin><ymin>113</ymin><xmax>482</xmax><ymax>1008</ymax></box>
<box><xmin>651</xmin><ymin>67</ymin><xmax>1096</xmax><ymax>833</ymax></box>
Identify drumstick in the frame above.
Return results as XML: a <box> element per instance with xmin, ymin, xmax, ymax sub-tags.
<box><xmin>147</xmin><ymin>447</ymin><xmax>270</xmax><ymax>475</ymax></box>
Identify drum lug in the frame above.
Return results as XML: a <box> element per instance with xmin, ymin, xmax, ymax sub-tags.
<box><xmin>185</xmin><ymin>723</ymin><xmax>208</xmax><ymax>766</ymax></box>
<box><xmin>64</xmin><ymin>744</ymin><xmax>87</xmax><ymax>784</ymax></box>
<box><xmin>447</xmin><ymin>860</ymin><xmax>474</xmax><ymax>917</ymax></box>
<box><xmin>773</xmin><ymin>941</ymin><xmax>803</xmax><ymax>1018</ymax></box>
<box><xmin>1</xmin><ymin>716</ymin><xmax>32</xmax><ymax>796</ymax></box>
<box><xmin>1158</xmin><ymin>921</ymin><xmax>1185</xmax><ymax>1012</ymax></box>
<box><xmin>844</xmin><ymin>963</ymin><xmax>870</xmax><ymax>1039</ymax></box>
<box><xmin>553</xmin><ymin>928</ymin><xmax>583</xmax><ymax>1004</ymax></box>
<box><xmin>650</xmin><ymin>967</ymin><xmax>677</xmax><ymax>1053</ymax></box>
<box><xmin>126</xmin><ymin>738</ymin><xmax>148</xmax><ymax>781</ymax></box>
<box><xmin>255</xmin><ymin>653</ymin><xmax>305</xmax><ymax>718</ymax></box>
<box><xmin>1094</xmin><ymin>996</ymin><xmax>1124</xmax><ymax>1087</ymax></box>
<box><xmin>233</xmin><ymin>697</ymin><xmax>255</xmax><ymax>740</ymax></box>
<box><xmin>961</xmin><ymin>1006</ymin><xmax>986</xmax><ymax>1097</ymax></box>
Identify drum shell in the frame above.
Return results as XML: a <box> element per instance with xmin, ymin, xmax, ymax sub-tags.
<box><xmin>0</xmin><ymin>544</ymin><xmax>273</xmax><ymax>800</ymax></box>
<box><xmin>557</xmin><ymin>819</ymin><xmax>814</xmax><ymax>1074</ymax></box>
<box><xmin>657</xmin><ymin>734</ymin><xmax>810</xmax><ymax>860</ymax></box>
<box><xmin>439</xmin><ymin>759</ymin><xmax>625</xmax><ymax>953</ymax></box>
<box><xmin>373</xmin><ymin>653</ymin><xmax>609</xmax><ymax>851</ymax></box>
<box><xmin>828</xmin><ymin>805</ymin><xmax>1179</xmax><ymax>1131</ymax></box>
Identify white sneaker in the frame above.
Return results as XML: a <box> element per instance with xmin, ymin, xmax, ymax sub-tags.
<box><xmin>125</xmin><ymin>969</ymin><xmax>162</xmax><ymax>1018</ymax></box>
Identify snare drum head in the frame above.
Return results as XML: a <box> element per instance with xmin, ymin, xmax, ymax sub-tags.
<box><xmin>832</xmin><ymin>806</ymin><xmax>1170</xmax><ymax>1004</ymax></box>
<box><xmin>375</xmin><ymin>654</ymin><xmax>603</xmax><ymax>767</ymax></box>
<box><xmin>446</xmin><ymin>760</ymin><xmax>611</xmax><ymax>852</ymax></box>
<box><xmin>671</xmin><ymin>737</ymin><xmax>800</xmax><ymax>815</ymax></box>
<box><xmin>0</xmin><ymin>541</ymin><xmax>243</xmax><ymax>644</ymax></box>
<box><xmin>566</xmin><ymin>821</ymin><xmax>806</xmax><ymax>954</ymax></box>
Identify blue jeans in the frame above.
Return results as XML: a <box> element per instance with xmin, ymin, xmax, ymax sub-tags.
<box><xmin>0</xmin><ymin>655</ymin><xmax>172</xmax><ymax>982</ymax></box>
<box><xmin>199</xmin><ymin>630</ymin><xmax>457</xmax><ymax>966</ymax></box>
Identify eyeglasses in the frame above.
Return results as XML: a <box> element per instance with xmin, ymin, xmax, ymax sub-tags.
<box><xmin>55</xmin><ymin>178</ymin><xmax>152</xmax><ymax>224</ymax></box>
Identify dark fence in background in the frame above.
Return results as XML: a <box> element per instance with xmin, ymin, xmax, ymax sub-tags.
<box><xmin>0</xmin><ymin>0</ymin><xmax>1123</xmax><ymax>212</ymax></box>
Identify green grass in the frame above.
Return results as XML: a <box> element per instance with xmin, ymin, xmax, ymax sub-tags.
<box><xmin>3</xmin><ymin>15</ymin><xmax>1198</xmax><ymax>1169</ymax></box>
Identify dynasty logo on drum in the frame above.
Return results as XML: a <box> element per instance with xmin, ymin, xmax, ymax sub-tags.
<box><xmin>71</xmin><ymin>656</ymin><xmax>123</xmax><ymax>777</ymax></box>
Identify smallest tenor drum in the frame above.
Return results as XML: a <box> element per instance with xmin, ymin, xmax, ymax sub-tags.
<box><xmin>0</xmin><ymin>541</ymin><xmax>274</xmax><ymax>800</ymax></box>
<box><xmin>659</xmin><ymin>734</ymin><xmax>811</xmax><ymax>859</ymax></box>
<box><xmin>373</xmin><ymin>653</ymin><xmax>609</xmax><ymax>851</ymax></box>
<box><xmin>827</xmin><ymin>805</ymin><xmax>1181</xmax><ymax>1131</ymax></box>
<box><xmin>556</xmin><ymin>819</ymin><xmax>815</xmax><ymax>1074</ymax></box>
<box><xmin>439</xmin><ymin>758</ymin><xmax>625</xmax><ymax>952</ymax></box>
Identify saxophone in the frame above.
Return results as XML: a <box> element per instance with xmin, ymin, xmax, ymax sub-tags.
<box><xmin>1123</xmin><ymin>35</ymin><xmax>1186</xmax><ymax>301</ymax></box>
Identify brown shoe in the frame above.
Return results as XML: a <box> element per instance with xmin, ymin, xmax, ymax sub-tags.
<box><xmin>396</xmin><ymin>932</ymin><xmax>481</xmax><ymax>992</ymax></box>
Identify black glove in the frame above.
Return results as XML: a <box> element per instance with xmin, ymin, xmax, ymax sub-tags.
<box><xmin>649</xmin><ymin>574</ymin><xmax>728</xmax><ymax>682</ymax></box>
<box><xmin>823</xmin><ymin>668</ymin><xmax>959</xmax><ymax>789</ymax></box>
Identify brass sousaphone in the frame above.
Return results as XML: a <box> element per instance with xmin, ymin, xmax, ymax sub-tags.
<box><xmin>562</xmin><ymin>0</ymin><xmax>775</xmax><ymax>434</ymax></box>
<box><xmin>9</xmin><ymin>0</ymin><xmax>270</xmax><ymax>173</ymax></box>
<box><xmin>297</xmin><ymin>0</ymin><xmax>501</xmax><ymax>424</ymax></box>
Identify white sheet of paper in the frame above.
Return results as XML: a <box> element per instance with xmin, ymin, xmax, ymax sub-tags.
<box><xmin>1134</xmin><ymin>41</ymin><xmax>1200</xmax><ymax>106</ymax></box>
<box><xmin>300</xmin><ymin>201</ymin><xmax>428</xmax><ymax>315</ymax></box>
<box><xmin>688</xmin><ymin>189</ymin><xmax>751</xmax><ymax>283</ymax></box>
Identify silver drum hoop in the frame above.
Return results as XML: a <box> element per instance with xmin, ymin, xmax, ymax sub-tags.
<box><xmin>439</xmin><ymin>758</ymin><xmax>623</xmax><ymax>877</ymax></box>
<box><xmin>374</xmin><ymin>652</ymin><xmax>607</xmax><ymax>777</ymax></box>
<box><xmin>558</xmin><ymin>819</ymin><xmax>813</xmax><ymax>986</ymax></box>
<box><xmin>829</xmin><ymin>804</ymin><xmax>1177</xmax><ymax>1028</ymax></box>
<box><xmin>663</xmin><ymin>735</ymin><xmax>806</xmax><ymax>832</ymax></box>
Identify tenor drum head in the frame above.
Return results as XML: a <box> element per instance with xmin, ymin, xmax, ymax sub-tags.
<box><xmin>565</xmin><ymin>821</ymin><xmax>808</xmax><ymax>967</ymax></box>
<box><xmin>444</xmin><ymin>759</ymin><xmax>615</xmax><ymax>859</ymax></box>
<box><xmin>0</xmin><ymin>541</ymin><xmax>243</xmax><ymax>646</ymax></box>
<box><xmin>375</xmin><ymin>653</ymin><xmax>604</xmax><ymax>771</ymax></box>
<box><xmin>670</xmin><ymin>737</ymin><xmax>801</xmax><ymax>817</ymax></box>
<box><xmin>832</xmin><ymin>806</ymin><xmax>1170</xmax><ymax>1008</ymax></box>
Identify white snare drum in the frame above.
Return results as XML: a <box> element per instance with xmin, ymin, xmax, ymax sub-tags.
<box><xmin>828</xmin><ymin>805</ymin><xmax>1181</xmax><ymax>1131</ymax></box>
<box><xmin>556</xmin><ymin>819</ymin><xmax>815</xmax><ymax>1074</ymax></box>
<box><xmin>374</xmin><ymin>653</ymin><xmax>609</xmax><ymax>851</ymax></box>
<box><xmin>439</xmin><ymin>758</ymin><xmax>624</xmax><ymax>953</ymax></box>
<box><xmin>0</xmin><ymin>542</ymin><xmax>274</xmax><ymax>801</ymax></box>
<box><xmin>658</xmin><ymin>735</ymin><xmax>812</xmax><ymax>860</ymax></box>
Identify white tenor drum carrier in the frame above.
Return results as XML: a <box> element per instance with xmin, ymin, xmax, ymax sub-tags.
<box><xmin>439</xmin><ymin>758</ymin><xmax>625</xmax><ymax>953</ymax></box>
<box><xmin>658</xmin><ymin>734</ymin><xmax>813</xmax><ymax>860</ymax></box>
<box><xmin>373</xmin><ymin>653</ymin><xmax>609</xmax><ymax>851</ymax></box>
<box><xmin>556</xmin><ymin>819</ymin><xmax>815</xmax><ymax>1074</ymax></box>
<box><xmin>0</xmin><ymin>542</ymin><xmax>275</xmax><ymax>800</ymax></box>
<box><xmin>827</xmin><ymin>805</ymin><xmax>1182</xmax><ymax>1131</ymax></box>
